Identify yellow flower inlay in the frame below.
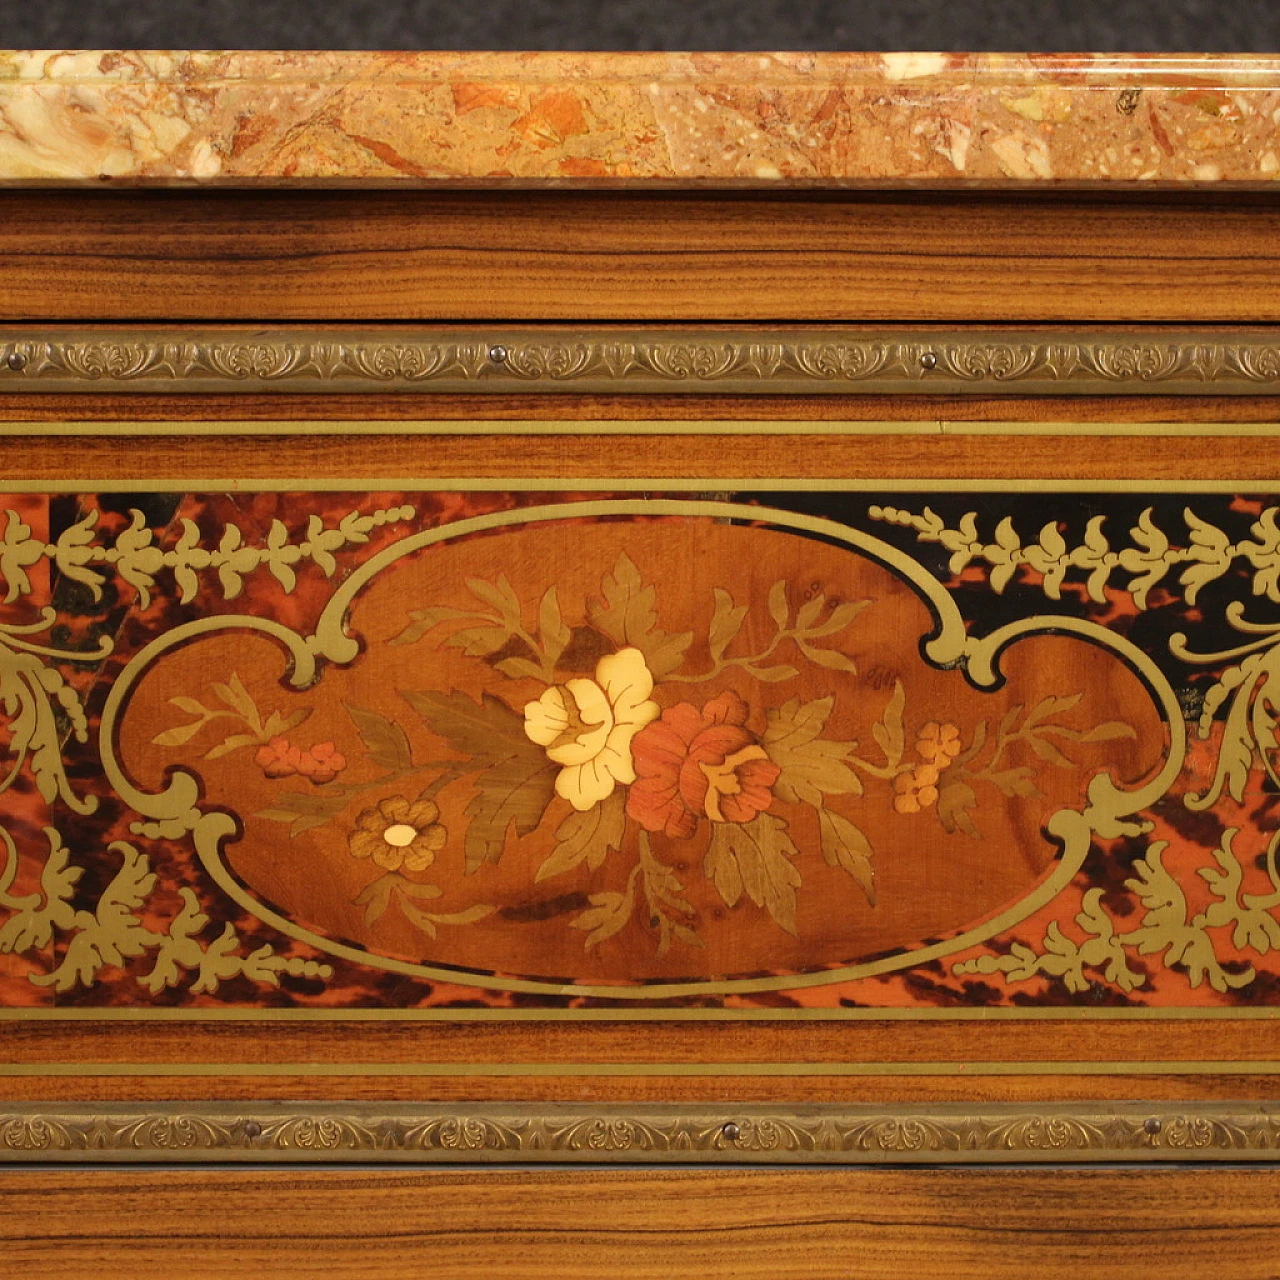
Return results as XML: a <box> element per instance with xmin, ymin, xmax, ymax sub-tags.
<box><xmin>523</xmin><ymin>647</ymin><xmax>660</xmax><ymax>811</ymax></box>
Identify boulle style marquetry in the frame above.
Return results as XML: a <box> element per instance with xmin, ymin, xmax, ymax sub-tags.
<box><xmin>5</xmin><ymin>479</ymin><xmax>1280</xmax><ymax>1029</ymax></box>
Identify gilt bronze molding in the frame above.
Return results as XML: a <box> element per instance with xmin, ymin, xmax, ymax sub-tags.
<box><xmin>1</xmin><ymin>1103</ymin><xmax>1278</xmax><ymax>1164</ymax></box>
<box><xmin>1</xmin><ymin>329</ymin><xmax>1279</xmax><ymax>395</ymax></box>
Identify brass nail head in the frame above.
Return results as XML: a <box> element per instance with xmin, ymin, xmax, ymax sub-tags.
<box><xmin>1143</xmin><ymin>1117</ymin><xmax>1162</xmax><ymax>1136</ymax></box>
<box><xmin>919</xmin><ymin>351</ymin><xmax>938</xmax><ymax>371</ymax></box>
<box><xmin>6</xmin><ymin>351</ymin><xmax>27</xmax><ymax>372</ymax></box>
<box><xmin>488</xmin><ymin>345</ymin><xmax>508</xmax><ymax>364</ymax></box>
<box><xmin>722</xmin><ymin>1121</ymin><xmax>741</xmax><ymax>1141</ymax></box>
<box><xmin>243</xmin><ymin>1120</ymin><xmax>263</xmax><ymax>1138</ymax></box>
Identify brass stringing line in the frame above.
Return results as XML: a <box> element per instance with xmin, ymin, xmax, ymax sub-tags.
<box><xmin>6</xmin><ymin>421</ymin><xmax>1280</xmax><ymax>439</ymax></box>
<box><xmin>1</xmin><ymin>1004</ymin><xmax>1279</xmax><ymax>1021</ymax></box>
<box><xmin>11</xmin><ymin>478</ymin><xmax>1280</xmax><ymax>494</ymax></box>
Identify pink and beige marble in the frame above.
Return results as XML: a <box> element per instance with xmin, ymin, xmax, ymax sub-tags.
<box><xmin>0</xmin><ymin>51</ymin><xmax>1278</xmax><ymax>187</ymax></box>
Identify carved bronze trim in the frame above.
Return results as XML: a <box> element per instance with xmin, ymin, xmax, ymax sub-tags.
<box><xmin>0</xmin><ymin>1104</ymin><xmax>1277</xmax><ymax>1163</ymax></box>
<box><xmin>1</xmin><ymin>330</ymin><xmax>1279</xmax><ymax>395</ymax></box>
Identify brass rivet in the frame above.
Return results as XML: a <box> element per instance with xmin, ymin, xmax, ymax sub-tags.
<box><xmin>6</xmin><ymin>351</ymin><xmax>27</xmax><ymax>372</ymax></box>
<box><xmin>488</xmin><ymin>345</ymin><xmax>508</xmax><ymax>364</ymax></box>
<box><xmin>243</xmin><ymin>1120</ymin><xmax>263</xmax><ymax>1138</ymax></box>
<box><xmin>1143</xmin><ymin>1117</ymin><xmax>1162</xmax><ymax>1136</ymax></box>
<box><xmin>722</xmin><ymin>1121</ymin><xmax>741</xmax><ymax>1141</ymax></box>
<box><xmin>919</xmin><ymin>351</ymin><xmax>938</xmax><ymax>371</ymax></box>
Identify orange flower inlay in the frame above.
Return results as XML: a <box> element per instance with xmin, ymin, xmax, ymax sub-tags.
<box><xmin>627</xmin><ymin>690</ymin><xmax>781</xmax><ymax>839</ymax></box>
<box><xmin>255</xmin><ymin>736</ymin><xmax>347</xmax><ymax>783</ymax></box>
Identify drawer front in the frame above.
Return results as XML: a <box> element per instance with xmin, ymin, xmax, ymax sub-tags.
<box><xmin>0</xmin><ymin>327</ymin><xmax>1278</xmax><ymax>1172</ymax></box>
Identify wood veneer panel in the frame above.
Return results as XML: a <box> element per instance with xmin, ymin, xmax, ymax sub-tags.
<box><xmin>10</xmin><ymin>431</ymin><xmax>1280</xmax><ymax>482</ymax></box>
<box><xmin>2</xmin><ymin>192</ymin><xmax>1280</xmax><ymax>322</ymax></box>
<box><xmin>3</xmin><ymin>393</ymin><xmax>1280</xmax><ymax>423</ymax></box>
<box><xmin>6</xmin><ymin>1075</ymin><xmax>1280</xmax><ymax>1104</ymax></box>
<box><xmin>2</xmin><ymin>1019</ymin><xmax>1274</xmax><ymax>1103</ymax></box>
<box><xmin>3</xmin><ymin>1017</ymin><xmax>1276</xmax><ymax>1062</ymax></box>
<box><xmin>2</xmin><ymin>1167</ymin><xmax>1278</xmax><ymax>1280</ymax></box>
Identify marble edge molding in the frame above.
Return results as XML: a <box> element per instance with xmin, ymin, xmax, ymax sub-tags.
<box><xmin>0</xmin><ymin>1103</ymin><xmax>1278</xmax><ymax>1163</ymax></box>
<box><xmin>0</xmin><ymin>51</ymin><xmax>1278</xmax><ymax>186</ymax></box>
<box><xmin>1</xmin><ymin>327</ymin><xmax>1279</xmax><ymax>394</ymax></box>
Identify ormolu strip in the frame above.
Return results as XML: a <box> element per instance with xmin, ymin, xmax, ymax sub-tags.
<box><xmin>0</xmin><ymin>330</ymin><xmax>1278</xmax><ymax>396</ymax></box>
<box><xmin>0</xmin><ymin>1103</ymin><xmax>1275</xmax><ymax>1164</ymax></box>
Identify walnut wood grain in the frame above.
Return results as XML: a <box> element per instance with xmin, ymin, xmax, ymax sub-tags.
<box><xmin>4</xmin><ymin>393</ymin><xmax>1280</xmax><ymax>423</ymax></box>
<box><xmin>2</xmin><ymin>1016</ymin><xmax>1274</xmax><ymax>1063</ymax></box>
<box><xmin>6</xmin><ymin>1075</ymin><xmax>1280</xmax><ymax>1104</ymax></box>
<box><xmin>3</xmin><ymin>1074</ymin><xmax>1280</xmax><ymax>1106</ymax></box>
<box><xmin>2</xmin><ymin>1167</ymin><xmax>1279</xmax><ymax>1279</ymax></box>
<box><xmin>1</xmin><ymin>1018</ymin><xmax>1275</xmax><ymax>1104</ymax></box>
<box><xmin>10</xmin><ymin>430</ymin><xmax>1280</xmax><ymax>483</ymax></box>
<box><xmin>3</xmin><ymin>192</ymin><xmax>1280</xmax><ymax>322</ymax></box>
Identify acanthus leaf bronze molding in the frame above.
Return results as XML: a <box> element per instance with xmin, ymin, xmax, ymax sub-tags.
<box><xmin>1</xmin><ymin>1104</ymin><xmax>1278</xmax><ymax>1164</ymax></box>
<box><xmin>2</xmin><ymin>330</ymin><xmax>1279</xmax><ymax>396</ymax></box>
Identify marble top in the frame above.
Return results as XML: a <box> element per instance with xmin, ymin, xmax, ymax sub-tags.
<box><xmin>0</xmin><ymin>51</ymin><xmax>1277</xmax><ymax>187</ymax></box>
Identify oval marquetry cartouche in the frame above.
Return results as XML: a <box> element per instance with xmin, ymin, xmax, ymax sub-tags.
<box><xmin>117</xmin><ymin>503</ymin><xmax>1164</xmax><ymax>996</ymax></box>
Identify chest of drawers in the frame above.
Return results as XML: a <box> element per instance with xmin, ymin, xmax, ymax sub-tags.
<box><xmin>1</xmin><ymin>50</ymin><xmax>1279</xmax><ymax>1277</ymax></box>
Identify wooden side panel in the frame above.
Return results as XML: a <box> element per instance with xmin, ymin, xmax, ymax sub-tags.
<box><xmin>4</xmin><ymin>393</ymin><xmax>1280</xmax><ymax>423</ymax></box>
<box><xmin>4</xmin><ymin>425</ymin><xmax>1280</xmax><ymax>1105</ymax></box>
<box><xmin>2</xmin><ymin>1017</ymin><xmax>1280</xmax><ymax>1104</ymax></box>
<box><xmin>2</xmin><ymin>1168</ymin><xmax>1279</xmax><ymax>1280</ymax></box>
<box><xmin>2</xmin><ymin>192</ymin><xmax>1280</xmax><ymax>322</ymax></box>
<box><xmin>11</xmin><ymin>427</ymin><xmax>1280</xmax><ymax>482</ymax></box>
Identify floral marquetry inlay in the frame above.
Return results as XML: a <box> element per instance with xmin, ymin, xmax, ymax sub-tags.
<box><xmin>4</xmin><ymin>485</ymin><xmax>1280</xmax><ymax>1014</ymax></box>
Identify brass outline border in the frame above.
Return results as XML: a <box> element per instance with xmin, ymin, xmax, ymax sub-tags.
<box><xmin>0</xmin><ymin>1104</ymin><xmax>1277</xmax><ymax>1164</ymax></box>
<box><xmin>3</xmin><ymin>1005</ymin><xmax>1280</xmax><ymax>1021</ymax></box>
<box><xmin>1</xmin><ymin>329</ymin><xmax>1279</xmax><ymax>396</ymax></box>
<box><xmin>97</xmin><ymin>497</ymin><xmax>1182</xmax><ymax>1001</ymax></box>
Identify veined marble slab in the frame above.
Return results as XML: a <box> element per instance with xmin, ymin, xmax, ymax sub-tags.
<box><xmin>0</xmin><ymin>51</ymin><xmax>1277</xmax><ymax>187</ymax></box>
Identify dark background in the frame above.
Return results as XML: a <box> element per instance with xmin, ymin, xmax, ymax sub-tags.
<box><xmin>3</xmin><ymin>0</ymin><xmax>1279</xmax><ymax>53</ymax></box>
